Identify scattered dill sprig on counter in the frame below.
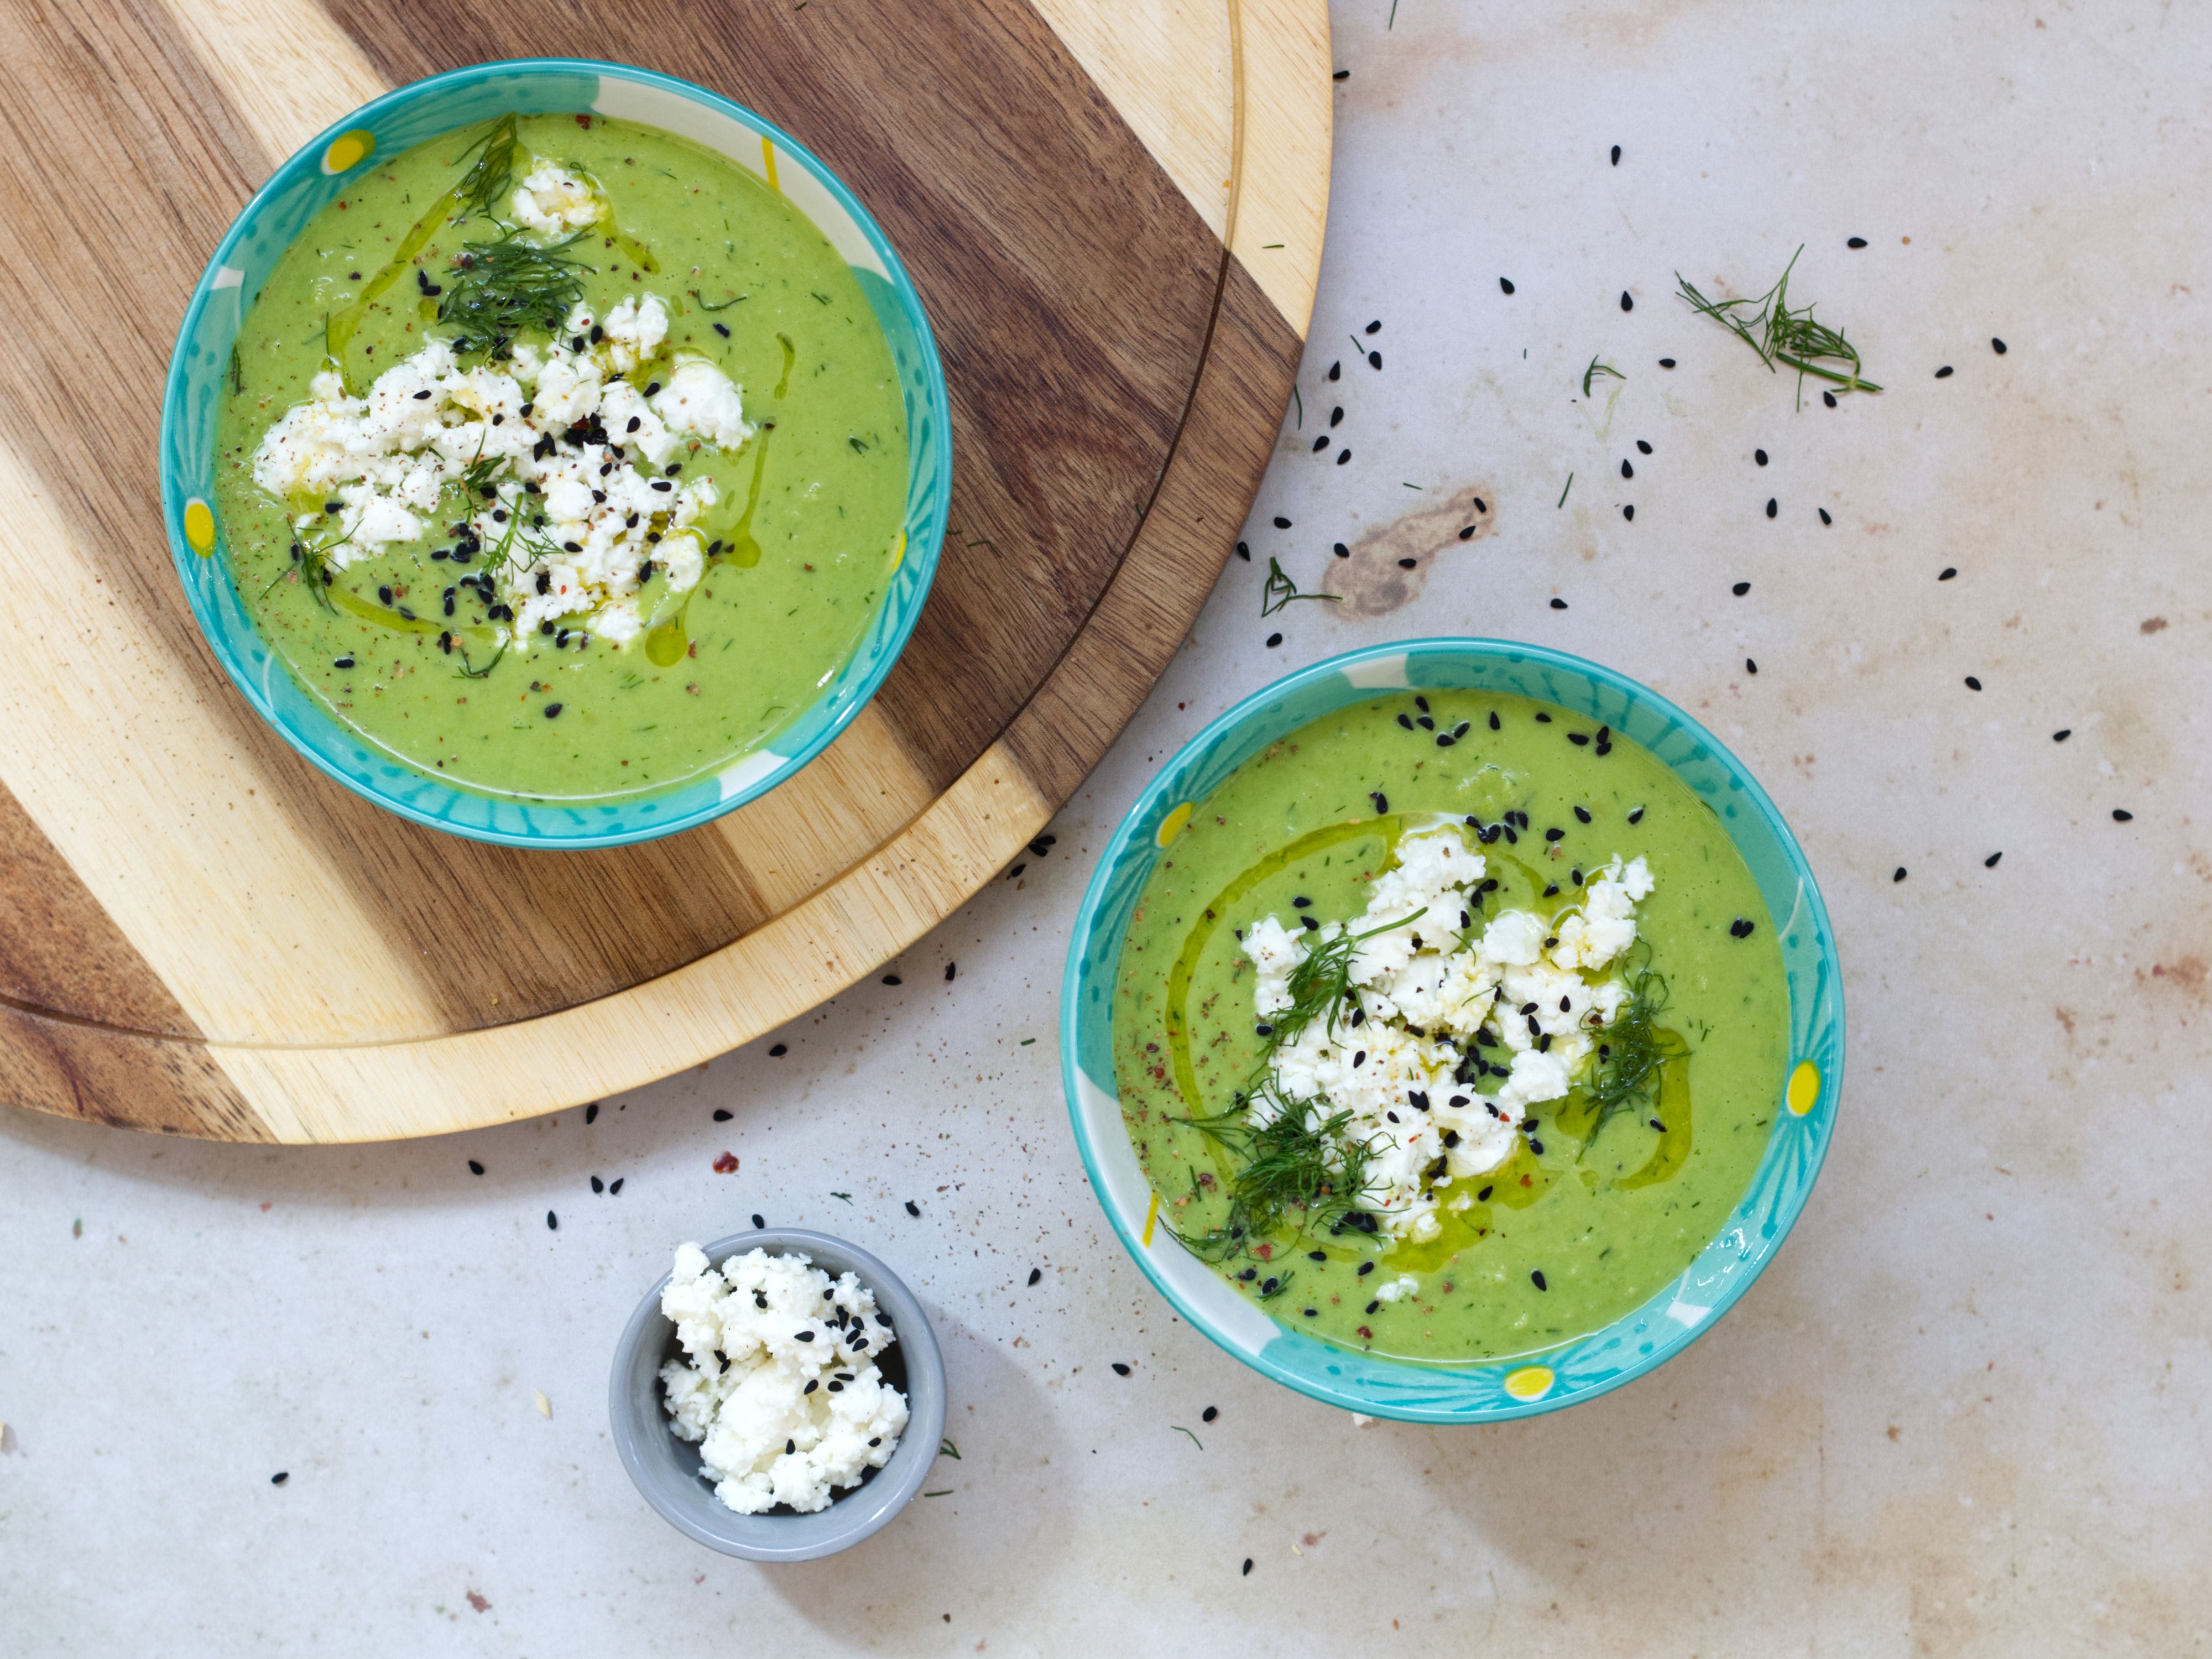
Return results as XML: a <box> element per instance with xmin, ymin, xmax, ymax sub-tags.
<box><xmin>437</xmin><ymin>233</ymin><xmax>593</xmax><ymax>358</ymax></box>
<box><xmin>1260</xmin><ymin>556</ymin><xmax>1343</xmax><ymax>618</ymax></box>
<box><xmin>1582</xmin><ymin>355</ymin><xmax>1625</xmax><ymax>397</ymax></box>
<box><xmin>1677</xmin><ymin>246</ymin><xmax>1882</xmax><ymax>407</ymax></box>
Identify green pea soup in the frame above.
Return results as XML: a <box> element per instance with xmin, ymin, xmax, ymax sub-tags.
<box><xmin>1111</xmin><ymin>690</ymin><xmax>1791</xmax><ymax>1363</ymax></box>
<box><xmin>212</xmin><ymin>113</ymin><xmax>907</xmax><ymax>800</ymax></box>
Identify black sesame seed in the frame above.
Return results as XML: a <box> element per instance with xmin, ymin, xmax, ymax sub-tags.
<box><xmin>1337</xmin><ymin>448</ymin><xmax>1352</xmax><ymax>465</ymax></box>
<box><xmin>1265</xmin><ymin>632</ymin><xmax>1282</xmax><ymax>648</ymax></box>
<box><xmin>1934</xmin><ymin>365</ymin><xmax>1954</xmax><ymax>378</ymax></box>
<box><xmin>1364</xmin><ymin>319</ymin><xmax>1381</xmax><ymax>335</ymax></box>
<box><xmin>1235</xmin><ymin>540</ymin><xmax>1250</xmax><ymax>561</ymax></box>
<box><xmin>546</xmin><ymin>1210</ymin><xmax>558</xmax><ymax>1230</ymax></box>
<box><xmin>590</xmin><ymin>1175</ymin><xmax>603</xmax><ymax>1193</ymax></box>
<box><xmin>1397</xmin><ymin>713</ymin><xmax>1413</xmax><ymax>730</ymax></box>
<box><xmin>1333</xmin><ymin>541</ymin><xmax>1350</xmax><ymax>557</ymax></box>
<box><xmin>1312</xmin><ymin>435</ymin><xmax>1329</xmax><ymax>452</ymax></box>
<box><xmin>2053</xmin><ymin>729</ymin><xmax>2072</xmax><ymax>742</ymax></box>
<box><xmin>794</xmin><ymin>1331</ymin><xmax>814</xmax><ymax>1343</ymax></box>
<box><xmin>1823</xmin><ymin>390</ymin><xmax>1839</xmax><ymax>408</ymax></box>
<box><xmin>333</xmin><ymin>655</ymin><xmax>354</xmax><ymax>669</ymax></box>
<box><xmin>543</xmin><ymin>702</ymin><xmax>561</xmax><ymax>718</ymax></box>
<box><xmin>713</xmin><ymin>322</ymin><xmax>730</xmax><ymax>337</ymax></box>
<box><xmin>1328</xmin><ymin>360</ymin><xmax>1341</xmax><ymax>380</ymax></box>
<box><xmin>945</xmin><ymin>962</ymin><xmax>957</xmax><ymax>981</ymax></box>
<box><xmin>1658</xmin><ymin>357</ymin><xmax>1676</xmax><ymax>368</ymax></box>
<box><xmin>1985</xmin><ymin>852</ymin><xmax>2003</xmax><ymax>868</ymax></box>
<box><xmin>1733</xmin><ymin>581</ymin><xmax>1751</xmax><ymax>596</ymax></box>
<box><xmin>1202</xmin><ymin>1405</ymin><xmax>1219</xmax><ymax>1423</ymax></box>
<box><xmin>769</xmin><ymin>1044</ymin><xmax>787</xmax><ymax>1056</ymax></box>
<box><xmin>1367</xmin><ymin>351</ymin><xmax>1381</xmax><ymax>369</ymax></box>
<box><xmin>1531</xmin><ymin>1270</ymin><xmax>1547</xmax><ymax>1290</ymax></box>
<box><xmin>1894</xmin><ymin>867</ymin><xmax>1907</xmax><ymax>882</ymax></box>
<box><xmin>1243</xmin><ymin>1559</ymin><xmax>1255</xmax><ymax>1577</ymax></box>
<box><xmin>1621</xmin><ymin>460</ymin><xmax>1634</xmax><ymax>479</ymax></box>
<box><xmin>883</xmin><ymin>973</ymin><xmax>901</xmax><ymax>985</ymax></box>
<box><xmin>467</xmin><ymin>1159</ymin><xmax>484</xmax><ymax>1175</ymax></box>
<box><xmin>1848</xmin><ymin>236</ymin><xmax>1867</xmax><ymax>248</ymax></box>
<box><xmin>1568</xmin><ymin>732</ymin><xmax>1589</xmax><ymax>747</ymax></box>
<box><xmin>713</xmin><ymin>1108</ymin><xmax>732</xmax><ymax>1121</ymax></box>
<box><xmin>1610</xmin><ymin>143</ymin><xmax>1621</xmax><ymax>165</ymax></box>
<box><xmin>1765</xmin><ymin>498</ymin><xmax>1778</xmax><ymax>519</ymax></box>
<box><xmin>1364</xmin><ymin>1300</ymin><xmax>1380</xmax><ymax>1314</ymax></box>
<box><xmin>1964</xmin><ymin>675</ymin><xmax>1984</xmax><ymax>691</ymax></box>
<box><xmin>1620</xmin><ymin>291</ymin><xmax>1634</xmax><ymax>311</ymax></box>
<box><xmin>1636</xmin><ymin>440</ymin><xmax>1652</xmax><ymax>455</ymax></box>
<box><xmin>1992</xmin><ymin>337</ymin><xmax>2008</xmax><ymax>354</ymax></box>
<box><xmin>1545</xmin><ymin>827</ymin><xmax>1565</xmax><ymax>842</ymax></box>
<box><xmin>1500</xmin><ymin>277</ymin><xmax>1515</xmax><ymax>294</ymax></box>
<box><xmin>1028</xmin><ymin>1267</ymin><xmax>1042</xmax><ymax>1286</ymax></box>
<box><xmin>1940</xmin><ymin>566</ymin><xmax>1958</xmax><ymax>580</ymax></box>
<box><xmin>1399</xmin><ymin>556</ymin><xmax>1417</xmax><ymax>569</ymax></box>
<box><xmin>271</xmin><ymin>1471</ymin><xmax>288</xmax><ymax>1485</ymax></box>
<box><xmin>1370</xmin><ymin>791</ymin><xmax>1389</xmax><ymax>812</ymax></box>
<box><xmin>1622</xmin><ymin>505</ymin><xmax>1635</xmax><ymax>521</ymax></box>
<box><xmin>1329</xmin><ymin>406</ymin><xmax>1344</xmax><ymax>426</ymax></box>
<box><xmin>2114</xmin><ymin>808</ymin><xmax>2133</xmax><ymax>822</ymax></box>
<box><xmin>1819</xmin><ymin>508</ymin><xmax>1834</xmax><ymax>525</ymax></box>
<box><xmin>1489</xmin><ymin>712</ymin><xmax>1501</xmax><ymax>731</ymax></box>
<box><xmin>1550</xmin><ymin>597</ymin><xmax>1568</xmax><ymax>610</ymax></box>
<box><xmin>1746</xmin><ymin>658</ymin><xmax>1759</xmax><ymax>674</ymax></box>
<box><xmin>1272</xmin><ymin>515</ymin><xmax>1291</xmax><ymax>530</ymax></box>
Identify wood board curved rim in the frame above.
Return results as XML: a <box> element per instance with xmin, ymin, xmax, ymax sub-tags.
<box><xmin>2</xmin><ymin>0</ymin><xmax>1331</xmax><ymax>1143</ymax></box>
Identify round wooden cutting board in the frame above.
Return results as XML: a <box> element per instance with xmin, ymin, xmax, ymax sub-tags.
<box><xmin>0</xmin><ymin>0</ymin><xmax>1328</xmax><ymax>1142</ymax></box>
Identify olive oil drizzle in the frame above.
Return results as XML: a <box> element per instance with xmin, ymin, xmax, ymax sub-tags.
<box><xmin>1164</xmin><ymin>816</ymin><xmax>1403</xmax><ymax>1124</ymax></box>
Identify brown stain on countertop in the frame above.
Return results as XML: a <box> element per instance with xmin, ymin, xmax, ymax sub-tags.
<box><xmin>1320</xmin><ymin>484</ymin><xmax>1495</xmax><ymax>617</ymax></box>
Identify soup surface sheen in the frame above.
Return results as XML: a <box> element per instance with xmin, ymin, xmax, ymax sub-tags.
<box><xmin>213</xmin><ymin>113</ymin><xmax>907</xmax><ymax>800</ymax></box>
<box><xmin>1111</xmin><ymin>690</ymin><xmax>1790</xmax><ymax>1362</ymax></box>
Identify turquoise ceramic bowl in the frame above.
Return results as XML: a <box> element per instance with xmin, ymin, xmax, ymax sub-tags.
<box><xmin>160</xmin><ymin>60</ymin><xmax>950</xmax><ymax>848</ymax></box>
<box><xmin>1061</xmin><ymin>639</ymin><xmax>1844</xmax><ymax>1422</ymax></box>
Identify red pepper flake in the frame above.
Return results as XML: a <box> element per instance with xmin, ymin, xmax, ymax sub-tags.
<box><xmin>712</xmin><ymin>1151</ymin><xmax>739</xmax><ymax>1174</ymax></box>
<box><xmin>1255</xmin><ymin>1243</ymin><xmax>1273</xmax><ymax>1261</ymax></box>
<box><xmin>574</xmin><ymin>114</ymin><xmax>593</xmax><ymax>129</ymax></box>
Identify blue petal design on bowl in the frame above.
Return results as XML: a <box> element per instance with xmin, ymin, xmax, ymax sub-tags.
<box><xmin>1060</xmin><ymin>638</ymin><xmax>1845</xmax><ymax>1422</ymax></box>
<box><xmin>159</xmin><ymin>59</ymin><xmax>951</xmax><ymax>848</ymax></box>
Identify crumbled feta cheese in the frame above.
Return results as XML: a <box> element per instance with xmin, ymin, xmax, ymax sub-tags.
<box><xmin>247</xmin><ymin>315</ymin><xmax>757</xmax><ymax>650</ymax></box>
<box><xmin>655</xmin><ymin>354</ymin><xmax>754</xmax><ymax>449</ymax></box>
<box><xmin>1374</xmin><ymin>1275</ymin><xmax>1420</xmax><ymax>1303</ymax></box>
<box><xmin>510</xmin><ymin>160</ymin><xmax>601</xmax><ymax>236</ymax></box>
<box><xmin>659</xmin><ymin>1245</ymin><xmax>910</xmax><ymax>1516</ymax></box>
<box><xmin>1237</xmin><ymin>823</ymin><xmax>1657</xmax><ymax>1244</ymax></box>
<box><xmin>602</xmin><ymin>294</ymin><xmax>669</xmax><ymax>374</ymax></box>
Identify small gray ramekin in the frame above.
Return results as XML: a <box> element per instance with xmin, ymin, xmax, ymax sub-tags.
<box><xmin>608</xmin><ymin>1228</ymin><xmax>946</xmax><ymax>1561</ymax></box>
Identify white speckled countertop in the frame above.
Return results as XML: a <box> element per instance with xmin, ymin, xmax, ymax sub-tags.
<box><xmin>8</xmin><ymin>2</ymin><xmax>2210</xmax><ymax>1652</ymax></box>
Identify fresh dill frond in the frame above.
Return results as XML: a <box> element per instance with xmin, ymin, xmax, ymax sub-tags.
<box><xmin>1582</xmin><ymin>355</ymin><xmax>1625</xmax><ymax>397</ymax></box>
<box><xmin>1261</xmin><ymin>906</ymin><xmax>1426</xmax><ymax>1059</ymax></box>
<box><xmin>1578</xmin><ymin>948</ymin><xmax>1685</xmax><ymax>1144</ymax></box>
<box><xmin>1260</xmin><ymin>556</ymin><xmax>1343</xmax><ymax>618</ymax></box>
<box><xmin>456</xmin><ymin>640</ymin><xmax>507</xmax><ymax>679</ymax></box>
<box><xmin>1676</xmin><ymin>246</ymin><xmax>1882</xmax><ymax>406</ymax></box>
<box><xmin>687</xmin><ymin>287</ymin><xmax>747</xmax><ymax>311</ymax></box>
<box><xmin>452</xmin><ymin>114</ymin><xmax>521</xmax><ymax>222</ymax></box>
<box><xmin>1177</xmin><ymin>1092</ymin><xmax>1378</xmax><ymax>1257</ymax></box>
<box><xmin>437</xmin><ymin>233</ymin><xmax>593</xmax><ymax>358</ymax></box>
